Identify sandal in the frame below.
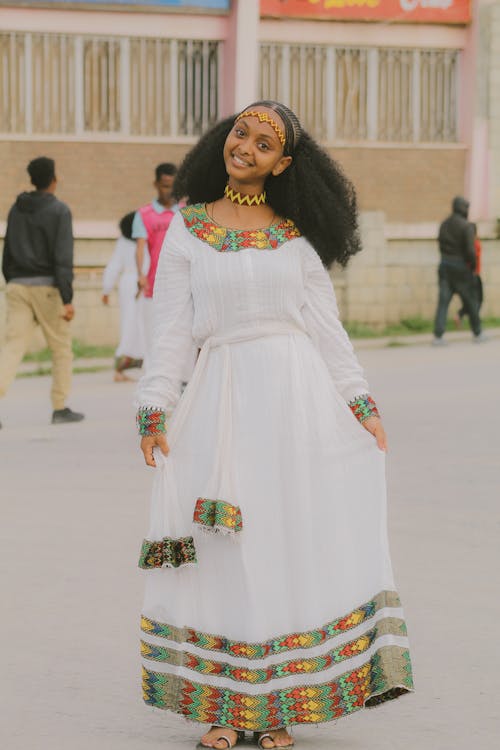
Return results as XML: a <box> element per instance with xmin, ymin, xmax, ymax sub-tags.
<box><xmin>253</xmin><ymin>731</ymin><xmax>294</xmax><ymax>748</ymax></box>
<box><xmin>198</xmin><ymin>728</ymin><xmax>246</xmax><ymax>749</ymax></box>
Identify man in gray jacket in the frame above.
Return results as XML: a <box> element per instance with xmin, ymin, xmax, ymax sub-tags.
<box><xmin>433</xmin><ymin>196</ymin><xmax>483</xmax><ymax>345</ymax></box>
<box><xmin>0</xmin><ymin>157</ymin><xmax>84</xmax><ymax>426</ymax></box>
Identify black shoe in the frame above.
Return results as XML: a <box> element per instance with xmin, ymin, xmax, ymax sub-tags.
<box><xmin>51</xmin><ymin>407</ymin><xmax>85</xmax><ymax>424</ymax></box>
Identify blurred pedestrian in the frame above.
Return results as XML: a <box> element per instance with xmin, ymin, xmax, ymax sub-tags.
<box><xmin>132</xmin><ymin>163</ymin><xmax>181</xmax><ymax>366</ymax></box>
<box><xmin>455</xmin><ymin>222</ymin><xmax>483</xmax><ymax>327</ymax></box>
<box><xmin>433</xmin><ymin>196</ymin><xmax>483</xmax><ymax>345</ymax></box>
<box><xmin>0</xmin><ymin>156</ymin><xmax>83</xmax><ymax>428</ymax></box>
<box><xmin>102</xmin><ymin>212</ymin><xmax>145</xmax><ymax>382</ymax></box>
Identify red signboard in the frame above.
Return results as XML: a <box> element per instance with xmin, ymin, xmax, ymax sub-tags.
<box><xmin>260</xmin><ymin>0</ymin><xmax>471</xmax><ymax>24</ymax></box>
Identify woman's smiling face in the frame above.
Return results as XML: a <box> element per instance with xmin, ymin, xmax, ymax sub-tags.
<box><xmin>223</xmin><ymin>108</ymin><xmax>292</xmax><ymax>189</ymax></box>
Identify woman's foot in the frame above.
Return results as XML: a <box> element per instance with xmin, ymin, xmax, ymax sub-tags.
<box><xmin>256</xmin><ymin>729</ymin><xmax>294</xmax><ymax>748</ymax></box>
<box><xmin>200</xmin><ymin>726</ymin><xmax>242</xmax><ymax>749</ymax></box>
<box><xmin>114</xmin><ymin>371</ymin><xmax>132</xmax><ymax>382</ymax></box>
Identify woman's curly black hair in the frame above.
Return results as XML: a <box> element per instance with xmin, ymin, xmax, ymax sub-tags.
<box><xmin>174</xmin><ymin>109</ymin><xmax>362</xmax><ymax>268</ymax></box>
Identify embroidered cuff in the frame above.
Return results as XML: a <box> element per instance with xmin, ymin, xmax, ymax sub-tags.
<box><xmin>136</xmin><ymin>406</ymin><xmax>166</xmax><ymax>436</ymax></box>
<box><xmin>348</xmin><ymin>394</ymin><xmax>380</xmax><ymax>424</ymax></box>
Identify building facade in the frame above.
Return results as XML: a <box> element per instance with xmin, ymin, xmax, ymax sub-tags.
<box><xmin>1</xmin><ymin>0</ymin><xmax>499</xmax><ymax>338</ymax></box>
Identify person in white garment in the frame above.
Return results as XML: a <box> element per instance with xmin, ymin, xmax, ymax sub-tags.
<box><xmin>135</xmin><ymin>101</ymin><xmax>413</xmax><ymax>750</ymax></box>
<box><xmin>102</xmin><ymin>212</ymin><xmax>145</xmax><ymax>381</ymax></box>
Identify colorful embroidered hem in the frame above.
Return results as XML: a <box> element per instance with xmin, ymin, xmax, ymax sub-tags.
<box><xmin>193</xmin><ymin>498</ymin><xmax>243</xmax><ymax>534</ymax></box>
<box><xmin>140</xmin><ymin>589</ymin><xmax>413</xmax><ymax>730</ymax></box>
<box><xmin>142</xmin><ymin>648</ymin><xmax>412</xmax><ymax>730</ymax></box>
<box><xmin>348</xmin><ymin>394</ymin><xmax>380</xmax><ymax>424</ymax></box>
<box><xmin>181</xmin><ymin>204</ymin><xmax>301</xmax><ymax>253</ymax></box>
<box><xmin>136</xmin><ymin>406</ymin><xmax>166</xmax><ymax>436</ymax></box>
<box><xmin>139</xmin><ymin>536</ymin><xmax>196</xmax><ymax>569</ymax></box>
<box><xmin>141</xmin><ymin>590</ymin><xmax>400</xmax><ymax>659</ymax></box>
<box><xmin>141</xmin><ymin>616</ymin><xmax>407</xmax><ymax>682</ymax></box>
<box><xmin>140</xmin><ymin>591</ymin><xmax>413</xmax><ymax>729</ymax></box>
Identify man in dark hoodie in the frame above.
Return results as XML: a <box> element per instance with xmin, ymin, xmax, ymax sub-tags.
<box><xmin>433</xmin><ymin>196</ymin><xmax>484</xmax><ymax>345</ymax></box>
<box><xmin>0</xmin><ymin>157</ymin><xmax>84</xmax><ymax>426</ymax></box>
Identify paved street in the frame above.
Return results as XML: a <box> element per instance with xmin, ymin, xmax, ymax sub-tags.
<box><xmin>1</xmin><ymin>338</ymin><xmax>499</xmax><ymax>750</ymax></box>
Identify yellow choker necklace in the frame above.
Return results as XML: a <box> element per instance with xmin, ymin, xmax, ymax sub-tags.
<box><xmin>224</xmin><ymin>184</ymin><xmax>267</xmax><ymax>207</ymax></box>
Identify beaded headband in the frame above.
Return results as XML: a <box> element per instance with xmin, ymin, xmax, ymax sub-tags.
<box><xmin>235</xmin><ymin>110</ymin><xmax>286</xmax><ymax>147</ymax></box>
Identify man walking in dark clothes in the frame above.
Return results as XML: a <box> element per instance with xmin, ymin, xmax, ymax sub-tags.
<box><xmin>0</xmin><ymin>157</ymin><xmax>84</xmax><ymax>427</ymax></box>
<box><xmin>433</xmin><ymin>196</ymin><xmax>484</xmax><ymax>345</ymax></box>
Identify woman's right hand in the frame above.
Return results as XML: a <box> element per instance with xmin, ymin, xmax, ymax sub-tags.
<box><xmin>141</xmin><ymin>434</ymin><xmax>169</xmax><ymax>467</ymax></box>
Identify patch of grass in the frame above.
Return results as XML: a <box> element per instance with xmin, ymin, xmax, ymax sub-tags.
<box><xmin>344</xmin><ymin>322</ymin><xmax>382</xmax><ymax>338</ymax></box>
<box><xmin>18</xmin><ymin>364</ymin><xmax>111</xmax><ymax>378</ymax></box>
<box><xmin>23</xmin><ymin>339</ymin><xmax>115</xmax><ymax>363</ymax></box>
<box><xmin>72</xmin><ymin>340</ymin><xmax>115</xmax><ymax>359</ymax></box>
<box><xmin>18</xmin><ymin>367</ymin><xmax>53</xmax><ymax>378</ymax></box>
<box><xmin>73</xmin><ymin>365</ymin><xmax>112</xmax><ymax>374</ymax></box>
<box><xmin>347</xmin><ymin>316</ymin><xmax>500</xmax><ymax>339</ymax></box>
<box><xmin>384</xmin><ymin>317</ymin><xmax>433</xmax><ymax>335</ymax></box>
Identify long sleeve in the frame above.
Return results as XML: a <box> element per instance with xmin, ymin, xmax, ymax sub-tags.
<box><xmin>136</xmin><ymin>213</ymin><xmax>197</xmax><ymax>419</ymax></box>
<box><xmin>102</xmin><ymin>238</ymin><xmax>125</xmax><ymax>294</ymax></box>
<box><xmin>301</xmin><ymin>241</ymin><xmax>371</xmax><ymax>405</ymax></box>
<box><xmin>53</xmin><ymin>206</ymin><xmax>74</xmax><ymax>304</ymax></box>
<box><xmin>463</xmin><ymin>223</ymin><xmax>476</xmax><ymax>270</ymax></box>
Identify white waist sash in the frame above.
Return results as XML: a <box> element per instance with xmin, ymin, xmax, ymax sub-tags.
<box><xmin>159</xmin><ymin>322</ymin><xmax>307</xmax><ymax>528</ymax></box>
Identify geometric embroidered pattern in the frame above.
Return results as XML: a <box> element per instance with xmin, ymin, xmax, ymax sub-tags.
<box><xmin>348</xmin><ymin>394</ymin><xmax>380</xmax><ymax>424</ymax></box>
<box><xmin>193</xmin><ymin>498</ymin><xmax>243</xmax><ymax>534</ymax></box>
<box><xmin>141</xmin><ymin>591</ymin><xmax>400</xmax><ymax>659</ymax></box>
<box><xmin>138</xmin><ymin>536</ymin><xmax>196</xmax><ymax>569</ymax></box>
<box><xmin>141</xmin><ymin>617</ymin><xmax>407</xmax><ymax>683</ymax></box>
<box><xmin>136</xmin><ymin>406</ymin><xmax>167</xmax><ymax>436</ymax></box>
<box><xmin>181</xmin><ymin>204</ymin><xmax>301</xmax><ymax>253</ymax></box>
<box><xmin>142</xmin><ymin>645</ymin><xmax>413</xmax><ymax>730</ymax></box>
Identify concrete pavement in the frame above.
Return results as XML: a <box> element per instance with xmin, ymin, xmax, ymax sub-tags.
<box><xmin>1</xmin><ymin>338</ymin><xmax>499</xmax><ymax>750</ymax></box>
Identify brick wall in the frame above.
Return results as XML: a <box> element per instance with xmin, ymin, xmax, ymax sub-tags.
<box><xmin>330</xmin><ymin>147</ymin><xmax>468</xmax><ymax>223</ymax></box>
<box><xmin>0</xmin><ymin>140</ymin><xmax>467</xmax><ymax>224</ymax></box>
<box><xmin>0</xmin><ymin>141</ymin><xmax>192</xmax><ymax>223</ymax></box>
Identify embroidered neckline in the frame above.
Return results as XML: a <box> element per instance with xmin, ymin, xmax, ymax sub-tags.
<box><xmin>181</xmin><ymin>203</ymin><xmax>301</xmax><ymax>253</ymax></box>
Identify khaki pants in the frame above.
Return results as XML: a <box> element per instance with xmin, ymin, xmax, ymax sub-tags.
<box><xmin>0</xmin><ymin>283</ymin><xmax>72</xmax><ymax>409</ymax></box>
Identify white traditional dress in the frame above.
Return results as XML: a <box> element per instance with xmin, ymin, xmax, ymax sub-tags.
<box><xmin>136</xmin><ymin>205</ymin><xmax>413</xmax><ymax>733</ymax></box>
<box><xmin>102</xmin><ymin>236</ymin><xmax>145</xmax><ymax>361</ymax></box>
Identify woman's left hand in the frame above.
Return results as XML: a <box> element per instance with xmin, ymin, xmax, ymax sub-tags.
<box><xmin>362</xmin><ymin>416</ymin><xmax>387</xmax><ymax>452</ymax></box>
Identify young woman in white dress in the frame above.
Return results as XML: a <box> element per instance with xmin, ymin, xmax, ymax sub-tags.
<box><xmin>135</xmin><ymin>101</ymin><xmax>413</xmax><ymax>749</ymax></box>
<box><xmin>102</xmin><ymin>212</ymin><xmax>145</xmax><ymax>381</ymax></box>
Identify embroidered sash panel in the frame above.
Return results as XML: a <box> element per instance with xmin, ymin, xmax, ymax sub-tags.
<box><xmin>139</xmin><ymin>536</ymin><xmax>196</xmax><ymax>569</ymax></box>
<box><xmin>140</xmin><ymin>590</ymin><xmax>413</xmax><ymax>728</ymax></box>
<box><xmin>193</xmin><ymin>498</ymin><xmax>243</xmax><ymax>534</ymax></box>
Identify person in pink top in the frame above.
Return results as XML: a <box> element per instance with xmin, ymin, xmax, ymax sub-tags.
<box><xmin>133</xmin><ymin>163</ymin><xmax>180</xmax><ymax>365</ymax></box>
